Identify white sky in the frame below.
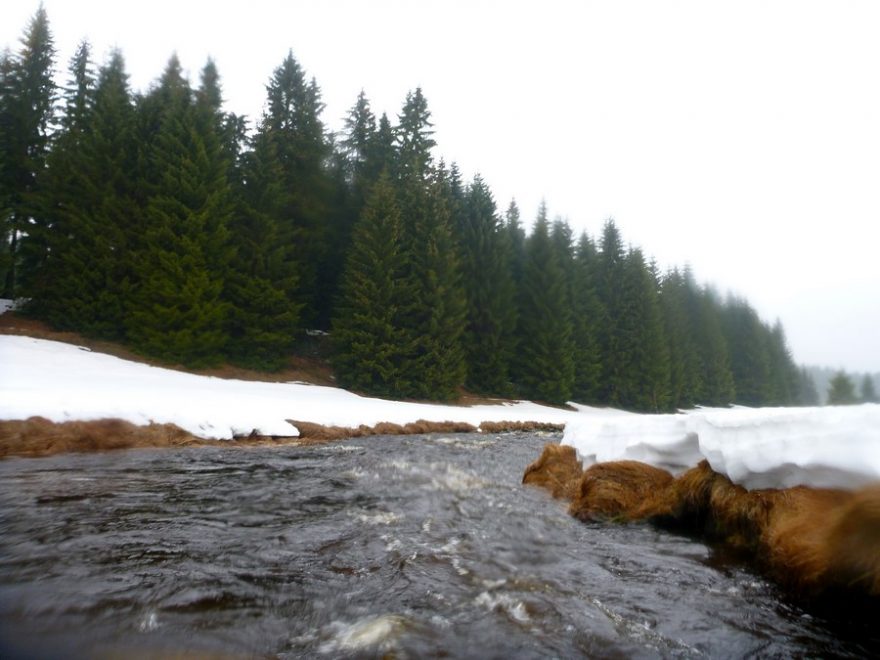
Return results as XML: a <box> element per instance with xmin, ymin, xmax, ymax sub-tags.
<box><xmin>4</xmin><ymin>0</ymin><xmax>879</xmax><ymax>372</ymax></box>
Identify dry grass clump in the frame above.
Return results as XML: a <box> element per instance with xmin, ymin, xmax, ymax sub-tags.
<box><xmin>0</xmin><ymin>416</ymin><xmax>203</xmax><ymax>458</ymax></box>
<box><xmin>643</xmin><ymin>461</ymin><xmax>777</xmax><ymax>553</ymax></box>
<box><xmin>479</xmin><ymin>420</ymin><xmax>564</xmax><ymax>433</ymax></box>
<box><xmin>523</xmin><ymin>448</ymin><xmax>880</xmax><ymax>600</ymax></box>
<box><xmin>289</xmin><ymin>418</ymin><xmax>479</xmax><ymax>443</ymax></box>
<box><xmin>570</xmin><ymin>460</ymin><xmax>674</xmax><ymax>523</ymax></box>
<box><xmin>522</xmin><ymin>443</ymin><xmax>584</xmax><ymax>501</ymax></box>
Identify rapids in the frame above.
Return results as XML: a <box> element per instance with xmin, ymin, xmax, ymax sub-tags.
<box><xmin>0</xmin><ymin>433</ymin><xmax>875</xmax><ymax>658</ymax></box>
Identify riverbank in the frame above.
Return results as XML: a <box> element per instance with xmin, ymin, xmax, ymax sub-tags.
<box><xmin>523</xmin><ymin>444</ymin><xmax>880</xmax><ymax>600</ymax></box>
<box><xmin>0</xmin><ymin>416</ymin><xmax>563</xmax><ymax>459</ymax></box>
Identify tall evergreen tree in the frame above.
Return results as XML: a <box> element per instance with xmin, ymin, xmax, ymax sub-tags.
<box><xmin>570</xmin><ymin>232</ymin><xmax>603</xmax><ymax>402</ymax></box>
<box><xmin>513</xmin><ymin>203</ymin><xmax>575</xmax><ymax>405</ymax></box>
<box><xmin>827</xmin><ymin>371</ymin><xmax>858</xmax><ymax>405</ymax></box>
<box><xmin>259</xmin><ymin>52</ymin><xmax>333</xmax><ymax>327</ymax></box>
<box><xmin>721</xmin><ymin>296</ymin><xmax>772</xmax><ymax>405</ymax></box>
<box><xmin>596</xmin><ymin>219</ymin><xmax>628</xmax><ymax>405</ymax></box>
<box><xmin>389</xmin><ymin>91</ymin><xmax>467</xmax><ymax>400</ymax></box>
<box><xmin>860</xmin><ymin>374</ymin><xmax>878</xmax><ymax>403</ymax></box>
<box><xmin>457</xmin><ymin>174</ymin><xmax>517</xmax><ymax>395</ymax></box>
<box><xmin>796</xmin><ymin>367</ymin><xmax>820</xmax><ymax>406</ymax></box>
<box><xmin>25</xmin><ymin>49</ymin><xmax>134</xmax><ymax>337</ymax></box>
<box><xmin>332</xmin><ymin>173</ymin><xmax>413</xmax><ymax>395</ymax></box>
<box><xmin>126</xmin><ymin>56</ymin><xmax>233</xmax><ymax>366</ymax></box>
<box><xmin>0</xmin><ymin>6</ymin><xmax>55</xmax><ymax>298</ymax></box>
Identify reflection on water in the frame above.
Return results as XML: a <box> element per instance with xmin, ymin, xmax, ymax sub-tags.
<box><xmin>0</xmin><ymin>434</ymin><xmax>876</xmax><ymax>658</ymax></box>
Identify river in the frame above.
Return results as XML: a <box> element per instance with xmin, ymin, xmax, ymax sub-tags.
<box><xmin>0</xmin><ymin>432</ymin><xmax>876</xmax><ymax>658</ymax></box>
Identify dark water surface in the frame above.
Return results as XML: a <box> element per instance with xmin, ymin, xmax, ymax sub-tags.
<box><xmin>0</xmin><ymin>433</ymin><xmax>876</xmax><ymax>658</ymax></box>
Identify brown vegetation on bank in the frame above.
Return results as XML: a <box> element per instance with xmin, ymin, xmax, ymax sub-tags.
<box><xmin>0</xmin><ymin>416</ymin><xmax>564</xmax><ymax>459</ymax></box>
<box><xmin>522</xmin><ymin>443</ymin><xmax>583</xmax><ymax>500</ymax></box>
<box><xmin>523</xmin><ymin>443</ymin><xmax>880</xmax><ymax>600</ymax></box>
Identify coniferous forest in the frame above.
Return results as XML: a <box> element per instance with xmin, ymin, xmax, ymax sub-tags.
<box><xmin>0</xmin><ymin>8</ymin><xmax>815</xmax><ymax>411</ymax></box>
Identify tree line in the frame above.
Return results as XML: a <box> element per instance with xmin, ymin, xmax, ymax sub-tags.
<box><xmin>1</xmin><ymin>8</ymin><xmax>815</xmax><ymax>410</ymax></box>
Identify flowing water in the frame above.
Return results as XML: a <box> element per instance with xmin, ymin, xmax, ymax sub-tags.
<box><xmin>0</xmin><ymin>433</ymin><xmax>876</xmax><ymax>659</ymax></box>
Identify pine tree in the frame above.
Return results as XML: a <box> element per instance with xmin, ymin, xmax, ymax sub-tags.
<box><xmin>860</xmin><ymin>374</ymin><xmax>878</xmax><ymax>403</ymax></box>
<box><xmin>0</xmin><ymin>6</ymin><xmax>55</xmax><ymax>298</ymax></box>
<box><xmin>827</xmin><ymin>371</ymin><xmax>858</xmax><ymax>405</ymax></box>
<box><xmin>765</xmin><ymin>320</ymin><xmax>800</xmax><ymax>405</ymax></box>
<box><xmin>721</xmin><ymin>297</ymin><xmax>772</xmax><ymax>406</ymax></box>
<box><xmin>126</xmin><ymin>56</ymin><xmax>233</xmax><ymax>366</ymax></box>
<box><xmin>660</xmin><ymin>268</ymin><xmax>703</xmax><ymax>408</ymax></box>
<box><xmin>693</xmin><ymin>286</ymin><xmax>735</xmax><ymax>405</ymax></box>
<box><xmin>596</xmin><ymin>219</ymin><xmax>628</xmax><ymax>405</ymax></box>
<box><xmin>390</xmin><ymin>91</ymin><xmax>466</xmax><ymax>400</ymax></box>
<box><xmin>617</xmin><ymin>248</ymin><xmax>671</xmax><ymax>411</ymax></box>
<box><xmin>457</xmin><ymin>174</ymin><xmax>517</xmax><ymax>395</ymax></box>
<box><xmin>796</xmin><ymin>367</ymin><xmax>820</xmax><ymax>406</ymax></box>
<box><xmin>332</xmin><ymin>173</ymin><xmax>413</xmax><ymax>396</ymax></box>
<box><xmin>20</xmin><ymin>40</ymin><xmax>95</xmax><ymax>304</ymax></box>
<box><xmin>513</xmin><ymin>203</ymin><xmax>575</xmax><ymax>405</ymax></box>
<box><xmin>26</xmin><ymin>49</ymin><xmax>135</xmax><ymax>337</ymax></box>
<box><xmin>570</xmin><ymin>232</ymin><xmax>603</xmax><ymax>402</ymax></box>
<box><xmin>259</xmin><ymin>52</ymin><xmax>333</xmax><ymax>327</ymax></box>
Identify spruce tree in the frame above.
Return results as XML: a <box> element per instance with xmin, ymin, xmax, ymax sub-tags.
<box><xmin>570</xmin><ymin>232</ymin><xmax>603</xmax><ymax>402</ymax></box>
<box><xmin>391</xmin><ymin>90</ymin><xmax>466</xmax><ymax>400</ymax></box>
<box><xmin>0</xmin><ymin>6</ymin><xmax>55</xmax><ymax>298</ymax></box>
<box><xmin>259</xmin><ymin>52</ymin><xmax>333</xmax><ymax>327</ymax></box>
<box><xmin>596</xmin><ymin>219</ymin><xmax>628</xmax><ymax>405</ymax></box>
<box><xmin>458</xmin><ymin>174</ymin><xmax>517</xmax><ymax>395</ymax></box>
<box><xmin>126</xmin><ymin>56</ymin><xmax>233</xmax><ymax>366</ymax></box>
<box><xmin>26</xmin><ymin>49</ymin><xmax>135</xmax><ymax>337</ymax></box>
<box><xmin>827</xmin><ymin>371</ymin><xmax>858</xmax><ymax>405</ymax></box>
<box><xmin>860</xmin><ymin>374</ymin><xmax>878</xmax><ymax>404</ymax></box>
<box><xmin>617</xmin><ymin>248</ymin><xmax>671</xmax><ymax>411</ymax></box>
<box><xmin>796</xmin><ymin>367</ymin><xmax>820</xmax><ymax>406</ymax></box>
<box><xmin>332</xmin><ymin>173</ymin><xmax>412</xmax><ymax>396</ymax></box>
<box><xmin>721</xmin><ymin>297</ymin><xmax>772</xmax><ymax>405</ymax></box>
<box><xmin>513</xmin><ymin>203</ymin><xmax>575</xmax><ymax>405</ymax></box>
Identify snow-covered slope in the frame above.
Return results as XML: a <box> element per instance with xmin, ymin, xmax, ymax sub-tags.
<box><xmin>563</xmin><ymin>404</ymin><xmax>880</xmax><ymax>490</ymax></box>
<box><xmin>0</xmin><ymin>336</ymin><xmax>608</xmax><ymax>439</ymax></box>
<box><xmin>2</xmin><ymin>335</ymin><xmax>877</xmax><ymax>492</ymax></box>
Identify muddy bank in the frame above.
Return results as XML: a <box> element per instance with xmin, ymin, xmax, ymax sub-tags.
<box><xmin>524</xmin><ymin>442</ymin><xmax>880</xmax><ymax>600</ymax></box>
<box><xmin>0</xmin><ymin>417</ymin><xmax>564</xmax><ymax>459</ymax></box>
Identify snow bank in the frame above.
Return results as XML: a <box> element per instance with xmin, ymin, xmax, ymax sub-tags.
<box><xmin>0</xmin><ymin>336</ymin><xmax>592</xmax><ymax>440</ymax></box>
<box><xmin>564</xmin><ymin>404</ymin><xmax>880</xmax><ymax>491</ymax></box>
<box><xmin>3</xmin><ymin>335</ymin><xmax>877</xmax><ymax>492</ymax></box>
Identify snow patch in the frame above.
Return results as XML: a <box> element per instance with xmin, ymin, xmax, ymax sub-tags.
<box><xmin>564</xmin><ymin>404</ymin><xmax>880</xmax><ymax>490</ymax></box>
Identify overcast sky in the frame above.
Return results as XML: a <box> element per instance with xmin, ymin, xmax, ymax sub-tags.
<box><xmin>4</xmin><ymin>0</ymin><xmax>879</xmax><ymax>372</ymax></box>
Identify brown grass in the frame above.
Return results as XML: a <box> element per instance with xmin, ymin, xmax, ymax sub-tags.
<box><xmin>289</xmin><ymin>418</ymin><xmax>478</xmax><ymax>442</ymax></box>
<box><xmin>522</xmin><ymin>443</ymin><xmax>584</xmax><ymax>501</ymax></box>
<box><xmin>0</xmin><ymin>417</ymin><xmax>205</xmax><ymax>458</ymax></box>
<box><xmin>523</xmin><ymin>450</ymin><xmax>880</xmax><ymax>599</ymax></box>
<box><xmin>570</xmin><ymin>460</ymin><xmax>674</xmax><ymax>522</ymax></box>
<box><xmin>479</xmin><ymin>420</ymin><xmax>565</xmax><ymax>433</ymax></box>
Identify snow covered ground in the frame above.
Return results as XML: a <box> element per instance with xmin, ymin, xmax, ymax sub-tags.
<box><xmin>1</xmin><ymin>334</ymin><xmax>877</xmax><ymax>492</ymax></box>
<box><xmin>563</xmin><ymin>404</ymin><xmax>880</xmax><ymax>491</ymax></box>
<box><xmin>0</xmin><ymin>335</ymin><xmax>618</xmax><ymax>439</ymax></box>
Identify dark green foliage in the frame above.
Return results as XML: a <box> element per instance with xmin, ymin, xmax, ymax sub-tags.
<box><xmin>827</xmin><ymin>371</ymin><xmax>858</xmax><ymax>405</ymax></box>
<box><xmin>332</xmin><ymin>174</ymin><xmax>412</xmax><ymax>396</ymax></box>
<box><xmin>397</xmin><ymin>165</ymin><xmax>467</xmax><ymax>400</ymax></box>
<box><xmin>765</xmin><ymin>320</ymin><xmax>800</xmax><ymax>405</ymax></box>
<box><xmin>126</xmin><ymin>57</ymin><xmax>233</xmax><ymax>367</ymax></box>
<box><xmin>25</xmin><ymin>50</ymin><xmax>135</xmax><ymax>337</ymax></box>
<box><xmin>859</xmin><ymin>374</ymin><xmax>878</xmax><ymax>404</ymax></box>
<box><xmin>0</xmin><ymin>6</ymin><xmax>55</xmax><ymax>298</ymax></box>
<box><xmin>513</xmin><ymin>204</ymin><xmax>575</xmax><ymax>405</ymax></box>
<box><xmin>796</xmin><ymin>367</ymin><xmax>820</xmax><ymax>406</ymax></box>
<box><xmin>568</xmin><ymin>232</ymin><xmax>603</xmax><ymax>403</ymax></box>
<box><xmin>457</xmin><ymin>175</ymin><xmax>517</xmax><ymax>395</ymax></box>
<box><xmin>259</xmin><ymin>52</ymin><xmax>334</xmax><ymax>327</ymax></box>
<box><xmin>720</xmin><ymin>297</ymin><xmax>773</xmax><ymax>406</ymax></box>
<box><xmin>4</xmin><ymin>9</ymin><xmax>807</xmax><ymax>407</ymax></box>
